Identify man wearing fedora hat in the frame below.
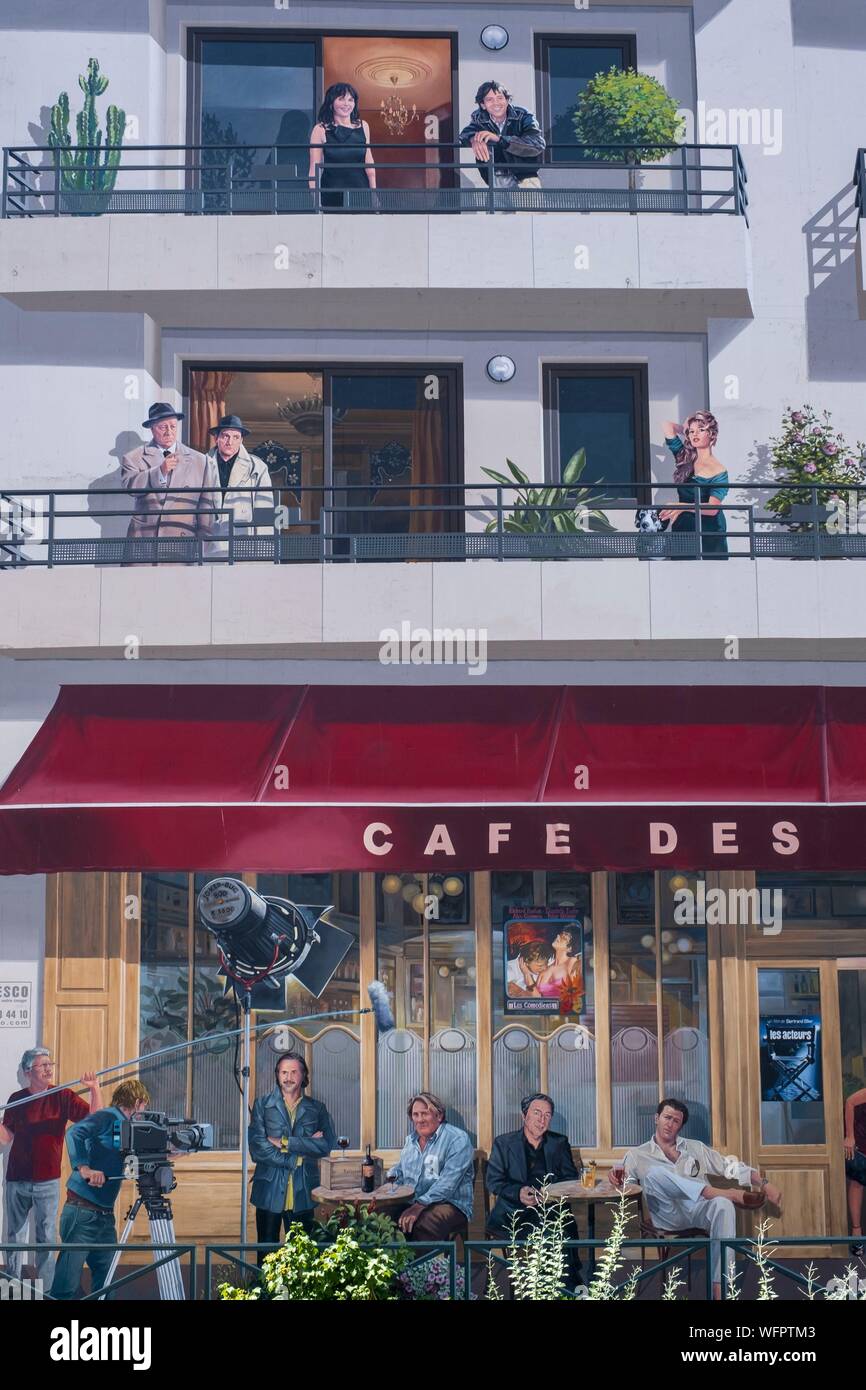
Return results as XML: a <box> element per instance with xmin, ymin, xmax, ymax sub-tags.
<box><xmin>121</xmin><ymin>403</ymin><xmax>218</xmax><ymax>553</ymax></box>
<box><xmin>206</xmin><ymin>414</ymin><xmax>275</xmax><ymax>559</ymax></box>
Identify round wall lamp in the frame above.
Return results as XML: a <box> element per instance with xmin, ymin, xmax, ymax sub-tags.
<box><xmin>480</xmin><ymin>24</ymin><xmax>509</xmax><ymax>51</ymax></box>
<box><xmin>486</xmin><ymin>355</ymin><xmax>516</xmax><ymax>383</ymax></box>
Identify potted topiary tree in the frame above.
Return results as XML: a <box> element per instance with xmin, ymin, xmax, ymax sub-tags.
<box><xmin>571</xmin><ymin>67</ymin><xmax>682</xmax><ymax>211</ymax></box>
<box><xmin>48</xmin><ymin>58</ymin><xmax>126</xmax><ymax>215</ymax></box>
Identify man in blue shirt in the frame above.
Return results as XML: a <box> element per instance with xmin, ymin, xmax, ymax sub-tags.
<box><xmin>50</xmin><ymin>1079</ymin><xmax>150</xmax><ymax>1300</ymax></box>
<box><xmin>388</xmin><ymin>1091</ymin><xmax>474</xmax><ymax>1242</ymax></box>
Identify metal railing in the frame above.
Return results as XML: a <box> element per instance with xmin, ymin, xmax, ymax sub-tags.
<box><xmin>0</xmin><ymin>481</ymin><xmax>860</xmax><ymax>569</ymax></box>
<box><xmin>1</xmin><ymin>141</ymin><xmax>748</xmax><ymax>220</ymax></box>
<box><xmin>4</xmin><ymin>1232</ymin><xmax>860</xmax><ymax>1299</ymax></box>
<box><xmin>855</xmin><ymin>148</ymin><xmax>866</xmax><ymax>218</ymax></box>
<box><xmin>0</xmin><ymin>1240</ymin><xmax>196</xmax><ymax>1300</ymax></box>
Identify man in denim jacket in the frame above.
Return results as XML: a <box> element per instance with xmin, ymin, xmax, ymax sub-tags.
<box><xmin>388</xmin><ymin>1091</ymin><xmax>474</xmax><ymax>1243</ymax></box>
<box><xmin>459</xmin><ymin>80</ymin><xmax>545</xmax><ymax>189</ymax></box>
<box><xmin>248</xmin><ymin>1051</ymin><xmax>336</xmax><ymax>1263</ymax></box>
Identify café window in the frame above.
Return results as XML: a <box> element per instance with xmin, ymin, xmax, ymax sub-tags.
<box><xmin>544</xmin><ymin>364</ymin><xmax>649</xmax><ymax>494</ymax></box>
<box><xmin>375</xmin><ymin>872</ymin><xmax>475</xmax><ymax>1146</ymax></box>
<box><xmin>610</xmin><ymin>871</ymin><xmax>711</xmax><ymax>1147</ymax></box>
<box><xmin>189</xmin><ymin>30</ymin><xmax>457</xmax><ymax>196</ymax></box>
<box><xmin>185</xmin><ymin>364</ymin><xmax>462</xmax><ymax>546</ymax></box>
<box><xmin>758</xmin><ymin>968</ymin><xmax>825</xmax><ymax>1144</ymax></box>
<box><xmin>756</xmin><ymin>871</ymin><xmax>866</xmax><ymax>924</ymax></box>
<box><xmin>535</xmin><ymin>34</ymin><xmax>637</xmax><ymax>164</ymax></box>
<box><xmin>139</xmin><ymin>872</ymin><xmax>243</xmax><ymax>1150</ymax></box>
<box><xmin>491</xmin><ymin>872</ymin><xmax>596</xmax><ymax>1146</ymax></box>
<box><xmin>254</xmin><ymin>874</ymin><xmax>361</xmax><ymax>1149</ymax></box>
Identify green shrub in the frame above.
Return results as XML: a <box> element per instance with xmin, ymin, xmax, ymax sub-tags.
<box><xmin>573</xmin><ymin>68</ymin><xmax>682</xmax><ymax>164</ymax></box>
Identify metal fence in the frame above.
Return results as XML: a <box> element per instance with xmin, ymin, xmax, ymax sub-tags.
<box><xmin>1</xmin><ymin>142</ymin><xmax>748</xmax><ymax>220</ymax></box>
<box><xmin>7</xmin><ymin>1232</ymin><xmax>861</xmax><ymax>1300</ymax></box>
<box><xmin>1</xmin><ymin>482</ymin><xmax>862</xmax><ymax>569</ymax></box>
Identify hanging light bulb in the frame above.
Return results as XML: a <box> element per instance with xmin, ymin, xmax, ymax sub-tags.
<box><xmin>382</xmin><ymin>874</ymin><xmax>403</xmax><ymax>895</ymax></box>
<box><xmin>402</xmin><ymin>882</ymin><xmax>422</xmax><ymax>903</ymax></box>
<box><xmin>640</xmin><ymin>934</ymin><xmax>655</xmax><ymax>950</ymax></box>
<box><xmin>669</xmin><ymin>874</ymin><xmax>689</xmax><ymax>892</ymax></box>
<box><xmin>411</xmin><ymin>892</ymin><xmax>428</xmax><ymax>915</ymax></box>
<box><xmin>677</xmin><ymin>936</ymin><xmax>693</xmax><ymax>953</ymax></box>
<box><xmin>442</xmin><ymin>876</ymin><xmax>463</xmax><ymax>897</ymax></box>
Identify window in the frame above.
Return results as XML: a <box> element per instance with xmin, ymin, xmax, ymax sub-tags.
<box><xmin>491</xmin><ymin>872</ymin><xmax>595</xmax><ymax>1146</ymax></box>
<box><xmin>139</xmin><ymin>872</ymin><xmax>241</xmax><ymax>1149</ymax></box>
<box><xmin>375</xmin><ymin>871</ymin><xmax>475</xmax><ymax>1145</ymax></box>
<box><xmin>189</xmin><ymin>30</ymin><xmax>457</xmax><ymax>194</ymax></box>
<box><xmin>609</xmin><ymin>871</ymin><xmax>711</xmax><ymax>1147</ymax></box>
<box><xmin>544</xmin><ymin>365</ymin><xmax>649</xmax><ymax>494</ymax></box>
<box><xmin>254</xmin><ymin>874</ymin><xmax>361</xmax><ymax>1148</ymax></box>
<box><xmin>185</xmin><ymin>363</ymin><xmax>462</xmax><ymax>544</ymax></box>
<box><xmin>757</xmin><ymin>871</ymin><xmax>866</xmax><ymax>923</ymax></box>
<box><xmin>535</xmin><ymin>34</ymin><xmax>637</xmax><ymax>164</ymax></box>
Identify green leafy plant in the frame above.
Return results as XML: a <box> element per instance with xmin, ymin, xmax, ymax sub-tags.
<box><xmin>572</xmin><ymin>67</ymin><xmax>682</xmax><ymax>166</ymax></box>
<box><xmin>765</xmin><ymin>404</ymin><xmax>866</xmax><ymax>529</ymax></box>
<box><xmin>584</xmin><ymin>1186</ymin><xmax>641</xmax><ymax>1301</ymax></box>
<box><xmin>313</xmin><ymin>1201</ymin><xmax>414</xmax><ymax>1272</ymax></box>
<box><xmin>482</xmin><ymin>450</ymin><xmax>614</xmax><ymax>543</ymax></box>
<box><xmin>218</xmin><ymin>1223</ymin><xmax>399</xmax><ymax>1301</ymax></box>
<box><xmin>48</xmin><ymin>58</ymin><xmax>126</xmax><ymax>211</ymax></box>
<box><xmin>486</xmin><ymin>1182</ymin><xmax>575</xmax><ymax>1300</ymax></box>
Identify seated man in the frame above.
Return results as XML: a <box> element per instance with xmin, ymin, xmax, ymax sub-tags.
<box><xmin>615</xmin><ymin>1098</ymin><xmax>783</xmax><ymax>1299</ymax></box>
<box><xmin>486</xmin><ymin>1093</ymin><xmax>583</xmax><ymax>1287</ymax></box>
<box><xmin>388</xmin><ymin>1091</ymin><xmax>474</xmax><ymax>1242</ymax></box>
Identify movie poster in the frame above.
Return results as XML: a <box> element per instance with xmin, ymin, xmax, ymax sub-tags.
<box><xmin>759</xmin><ymin>1014</ymin><xmax>822</xmax><ymax>1102</ymax></box>
<box><xmin>503</xmin><ymin>907</ymin><xmax>584</xmax><ymax>1016</ymax></box>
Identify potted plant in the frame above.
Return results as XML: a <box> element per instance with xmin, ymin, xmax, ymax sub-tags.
<box><xmin>48</xmin><ymin>58</ymin><xmax>126</xmax><ymax>215</ymax></box>
<box><xmin>765</xmin><ymin>405</ymin><xmax>866</xmax><ymax>554</ymax></box>
<box><xmin>572</xmin><ymin>67</ymin><xmax>682</xmax><ymax>209</ymax></box>
<box><xmin>481</xmin><ymin>449</ymin><xmax>615</xmax><ymax>559</ymax></box>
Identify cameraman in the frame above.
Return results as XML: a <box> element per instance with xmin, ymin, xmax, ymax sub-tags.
<box><xmin>50</xmin><ymin>1079</ymin><xmax>150</xmax><ymax>1300</ymax></box>
<box><xmin>249</xmin><ymin>1052</ymin><xmax>335</xmax><ymax>1264</ymax></box>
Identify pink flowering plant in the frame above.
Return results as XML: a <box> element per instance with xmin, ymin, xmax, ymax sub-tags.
<box><xmin>766</xmin><ymin>405</ymin><xmax>866</xmax><ymax>528</ymax></box>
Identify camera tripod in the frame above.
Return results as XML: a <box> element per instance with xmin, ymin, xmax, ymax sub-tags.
<box><xmin>100</xmin><ymin>1160</ymin><xmax>186</xmax><ymax>1300</ymax></box>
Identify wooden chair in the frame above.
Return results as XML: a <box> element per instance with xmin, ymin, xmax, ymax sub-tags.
<box><xmin>637</xmin><ymin>1192</ymin><xmax>708</xmax><ymax>1293</ymax></box>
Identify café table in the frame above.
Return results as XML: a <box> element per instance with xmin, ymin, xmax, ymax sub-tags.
<box><xmin>312</xmin><ymin>1182</ymin><xmax>414</xmax><ymax>1215</ymax></box>
<box><xmin>546</xmin><ymin>1178</ymin><xmax>641</xmax><ymax>1282</ymax></box>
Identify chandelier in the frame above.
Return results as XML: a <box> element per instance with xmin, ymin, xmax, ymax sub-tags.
<box><xmin>275</xmin><ymin>393</ymin><xmax>346</xmax><ymax>436</ymax></box>
<box><xmin>380</xmin><ymin>76</ymin><xmax>420</xmax><ymax>137</ymax></box>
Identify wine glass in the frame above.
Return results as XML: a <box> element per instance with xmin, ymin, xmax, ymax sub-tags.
<box><xmin>337</xmin><ymin>1135</ymin><xmax>350</xmax><ymax>1156</ymax></box>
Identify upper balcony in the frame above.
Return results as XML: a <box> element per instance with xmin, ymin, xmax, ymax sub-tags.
<box><xmin>0</xmin><ymin>141</ymin><xmax>753</xmax><ymax>329</ymax></box>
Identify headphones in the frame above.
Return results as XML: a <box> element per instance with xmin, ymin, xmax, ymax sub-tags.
<box><xmin>274</xmin><ymin>1051</ymin><xmax>309</xmax><ymax>1090</ymax></box>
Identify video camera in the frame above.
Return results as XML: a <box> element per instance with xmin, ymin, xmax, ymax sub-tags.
<box><xmin>116</xmin><ymin>1111</ymin><xmax>213</xmax><ymax>1182</ymax></box>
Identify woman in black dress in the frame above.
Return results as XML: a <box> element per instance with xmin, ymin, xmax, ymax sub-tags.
<box><xmin>309</xmin><ymin>83</ymin><xmax>376</xmax><ymax>209</ymax></box>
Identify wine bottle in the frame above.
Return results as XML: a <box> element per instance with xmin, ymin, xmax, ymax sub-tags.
<box><xmin>361</xmin><ymin>1143</ymin><xmax>375</xmax><ymax>1193</ymax></box>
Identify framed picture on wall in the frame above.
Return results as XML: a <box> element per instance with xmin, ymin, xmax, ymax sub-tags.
<box><xmin>503</xmin><ymin>907</ymin><xmax>584</xmax><ymax>1016</ymax></box>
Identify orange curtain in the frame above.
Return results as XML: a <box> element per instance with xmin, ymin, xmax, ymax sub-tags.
<box><xmin>188</xmin><ymin>371</ymin><xmax>234</xmax><ymax>452</ymax></box>
<box><xmin>409</xmin><ymin>378</ymin><xmax>446</xmax><ymax>535</ymax></box>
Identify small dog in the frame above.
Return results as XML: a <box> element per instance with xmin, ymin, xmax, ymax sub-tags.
<box><xmin>634</xmin><ymin>508</ymin><xmax>670</xmax><ymax>533</ymax></box>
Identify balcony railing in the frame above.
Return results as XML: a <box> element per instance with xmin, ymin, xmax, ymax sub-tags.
<box><xmin>0</xmin><ymin>483</ymin><xmax>857</xmax><ymax>568</ymax></box>
<box><xmin>1</xmin><ymin>142</ymin><xmax>748</xmax><ymax>221</ymax></box>
<box><xmin>855</xmin><ymin>147</ymin><xmax>866</xmax><ymax>218</ymax></box>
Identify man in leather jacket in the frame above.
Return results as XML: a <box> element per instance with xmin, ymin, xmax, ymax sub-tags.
<box><xmin>458</xmin><ymin>80</ymin><xmax>545</xmax><ymax>189</ymax></box>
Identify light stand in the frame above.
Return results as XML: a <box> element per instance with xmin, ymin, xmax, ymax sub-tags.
<box><xmin>239</xmin><ymin>988</ymin><xmax>252</xmax><ymax>1248</ymax></box>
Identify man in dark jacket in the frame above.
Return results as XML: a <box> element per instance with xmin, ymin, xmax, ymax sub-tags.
<box><xmin>458</xmin><ymin>80</ymin><xmax>545</xmax><ymax>189</ymax></box>
<box><xmin>248</xmin><ymin>1051</ymin><xmax>336</xmax><ymax>1264</ymax></box>
<box><xmin>486</xmin><ymin>1092</ymin><xmax>583</xmax><ymax>1285</ymax></box>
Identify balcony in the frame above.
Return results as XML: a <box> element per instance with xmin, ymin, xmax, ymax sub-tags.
<box><xmin>0</xmin><ymin>143</ymin><xmax>752</xmax><ymax>328</ymax></box>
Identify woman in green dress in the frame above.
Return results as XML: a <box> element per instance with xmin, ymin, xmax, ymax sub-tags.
<box><xmin>659</xmin><ymin>411</ymin><xmax>729</xmax><ymax>559</ymax></box>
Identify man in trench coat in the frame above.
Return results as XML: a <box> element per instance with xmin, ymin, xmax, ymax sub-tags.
<box><xmin>121</xmin><ymin>401</ymin><xmax>218</xmax><ymax>552</ymax></box>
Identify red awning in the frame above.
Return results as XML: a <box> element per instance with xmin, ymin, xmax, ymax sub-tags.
<box><xmin>0</xmin><ymin>684</ymin><xmax>863</xmax><ymax>873</ymax></box>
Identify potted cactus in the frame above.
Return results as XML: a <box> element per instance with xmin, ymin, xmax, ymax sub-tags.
<box><xmin>48</xmin><ymin>58</ymin><xmax>126</xmax><ymax>215</ymax></box>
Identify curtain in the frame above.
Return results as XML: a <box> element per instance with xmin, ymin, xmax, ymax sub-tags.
<box><xmin>188</xmin><ymin>371</ymin><xmax>234</xmax><ymax>453</ymax></box>
<box><xmin>409</xmin><ymin>376</ymin><xmax>446</xmax><ymax>535</ymax></box>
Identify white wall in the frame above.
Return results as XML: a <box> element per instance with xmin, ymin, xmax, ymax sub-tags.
<box><xmin>0</xmin><ymin>874</ymin><xmax>46</xmax><ymax>1244</ymax></box>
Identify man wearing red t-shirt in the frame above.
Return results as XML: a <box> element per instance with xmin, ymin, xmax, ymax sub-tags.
<box><xmin>1</xmin><ymin>1047</ymin><xmax>101</xmax><ymax>1282</ymax></box>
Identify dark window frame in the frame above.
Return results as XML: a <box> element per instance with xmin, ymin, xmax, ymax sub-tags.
<box><xmin>182</xmin><ymin>359</ymin><xmax>465</xmax><ymax>497</ymax></box>
<box><xmin>186</xmin><ymin>27</ymin><xmax>460</xmax><ymax>163</ymax></box>
<box><xmin>542</xmin><ymin>363</ymin><xmax>650</xmax><ymax>496</ymax></box>
<box><xmin>534</xmin><ymin>32</ymin><xmax>638</xmax><ymax>168</ymax></box>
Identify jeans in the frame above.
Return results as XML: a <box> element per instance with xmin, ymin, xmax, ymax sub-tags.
<box><xmin>50</xmin><ymin>1201</ymin><xmax>117</xmax><ymax>1300</ymax></box>
<box><xmin>4</xmin><ymin>1178</ymin><xmax>61</xmax><ymax>1282</ymax></box>
<box><xmin>254</xmin><ymin>1207</ymin><xmax>314</xmax><ymax>1267</ymax></box>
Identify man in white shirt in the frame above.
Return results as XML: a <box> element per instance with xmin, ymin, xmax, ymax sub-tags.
<box><xmin>614</xmin><ymin>1098</ymin><xmax>783</xmax><ymax>1298</ymax></box>
<box><xmin>120</xmin><ymin>402</ymin><xmax>217</xmax><ymax>550</ymax></box>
